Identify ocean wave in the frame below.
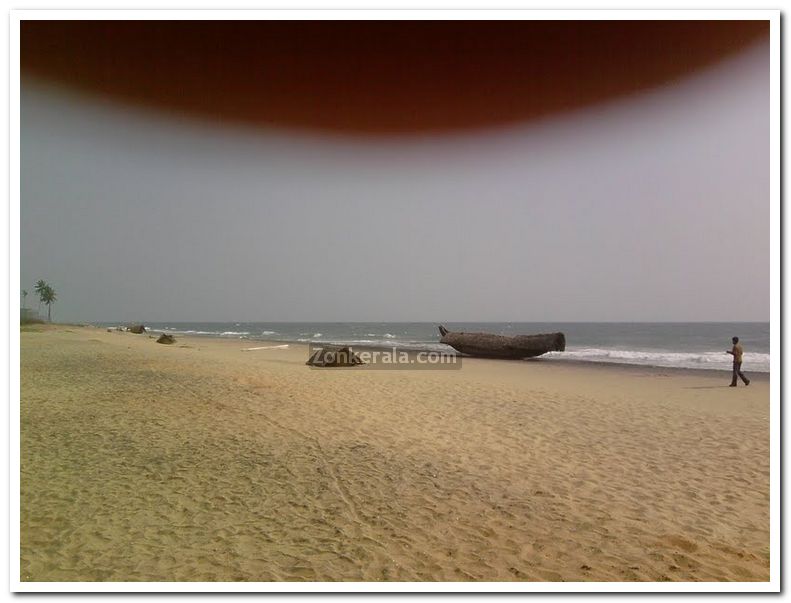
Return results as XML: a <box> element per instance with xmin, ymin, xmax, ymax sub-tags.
<box><xmin>300</xmin><ymin>339</ymin><xmax>452</xmax><ymax>353</ymax></box>
<box><xmin>149</xmin><ymin>328</ymin><xmax>251</xmax><ymax>337</ymax></box>
<box><xmin>168</xmin><ymin>329</ymin><xmax>219</xmax><ymax>335</ymax></box>
<box><xmin>544</xmin><ymin>348</ymin><xmax>770</xmax><ymax>372</ymax></box>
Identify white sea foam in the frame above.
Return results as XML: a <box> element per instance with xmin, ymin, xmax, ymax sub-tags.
<box><xmin>152</xmin><ymin>328</ymin><xmax>250</xmax><ymax>337</ymax></box>
<box><xmin>306</xmin><ymin>339</ymin><xmax>452</xmax><ymax>353</ymax></box>
<box><xmin>544</xmin><ymin>349</ymin><xmax>770</xmax><ymax>373</ymax></box>
<box><xmin>173</xmin><ymin>330</ymin><xmax>218</xmax><ymax>335</ymax></box>
<box><xmin>242</xmin><ymin>344</ymin><xmax>289</xmax><ymax>351</ymax></box>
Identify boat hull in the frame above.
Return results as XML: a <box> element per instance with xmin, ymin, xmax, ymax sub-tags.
<box><xmin>438</xmin><ymin>326</ymin><xmax>565</xmax><ymax>359</ymax></box>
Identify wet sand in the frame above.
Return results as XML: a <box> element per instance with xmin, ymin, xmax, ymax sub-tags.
<box><xmin>20</xmin><ymin>325</ymin><xmax>770</xmax><ymax>582</ymax></box>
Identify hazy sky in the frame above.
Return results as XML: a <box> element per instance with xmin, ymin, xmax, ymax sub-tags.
<box><xmin>20</xmin><ymin>39</ymin><xmax>769</xmax><ymax>323</ymax></box>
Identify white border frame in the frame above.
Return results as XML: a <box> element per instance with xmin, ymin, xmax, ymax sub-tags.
<box><xmin>9</xmin><ymin>9</ymin><xmax>781</xmax><ymax>593</ymax></box>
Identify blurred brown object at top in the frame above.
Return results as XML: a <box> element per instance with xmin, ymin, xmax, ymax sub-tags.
<box><xmin>21</xmin><ymin>20</ymin><xmax>768</xmax><ymax>135</ymax></box>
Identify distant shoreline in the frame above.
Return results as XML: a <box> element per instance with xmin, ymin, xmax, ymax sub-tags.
<box><xmin>247</xmin><ymin>337</ymin><xmax>773</xmax><ymax>380</ymax></box>
<box><xmin>82</xmin><ymin>324</ymin><xmax>771</xmax><ymax>379</ymax></box>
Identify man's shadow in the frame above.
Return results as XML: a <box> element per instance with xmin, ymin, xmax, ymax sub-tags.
<box><xmin>682</xmin><ymin>385</ymin><xmax>738</xmax><ymax>389</ymax></box>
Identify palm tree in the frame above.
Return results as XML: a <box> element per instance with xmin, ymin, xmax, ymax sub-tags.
<box><xmin>34</xmin><ymin>280</ymin><xmax>47</xmax><ymax>314</ymax></box>
<box><xmin>41</xmin><ymin>285</ymin><xmax>56</xmax><ymax>322</ymax></box>
<box><xmin>21</xmin><ymin>289</ymin><xmax>27</xmax><ymax>309</ymax></box>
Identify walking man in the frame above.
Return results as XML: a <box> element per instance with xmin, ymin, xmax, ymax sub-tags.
<box><xmin>727</xmin><ymin>336</ymin><xmax>750</xmax><ymax>387</ymax></box>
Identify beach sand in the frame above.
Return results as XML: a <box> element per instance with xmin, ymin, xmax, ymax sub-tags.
<box><xmin>20</xmin><ymin>325</ymin><xmax>770</xmax><ymax>582</ymax></box>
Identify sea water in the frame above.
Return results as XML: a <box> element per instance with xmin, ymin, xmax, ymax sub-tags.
<box><xmin>98</xmin><ymin>321</ymin><xmax>770</xmax><ymax>373</ymax></box>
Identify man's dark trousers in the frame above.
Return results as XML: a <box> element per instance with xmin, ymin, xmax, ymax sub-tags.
<box><xmin>731</xmin><ymin>361</ymin><xmax>750</xmax><ymax>386</ymax></box>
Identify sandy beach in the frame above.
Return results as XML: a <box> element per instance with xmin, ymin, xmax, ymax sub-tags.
<box><xmin>20</xmin><ymin>325</ymin><xmax>770</xmax><ymax>582</ymax></box>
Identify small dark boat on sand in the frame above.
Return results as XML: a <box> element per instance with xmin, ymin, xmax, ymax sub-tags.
<box><xmin>438</xmin><ymin>325</ymin><xmax>565</xmax><ymax>359</ymax></box>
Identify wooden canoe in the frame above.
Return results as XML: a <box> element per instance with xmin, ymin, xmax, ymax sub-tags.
<box><xmin>438</xmin><ymin>325</ymin><xmax>565</xmax><ymax>359</ymax></box>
